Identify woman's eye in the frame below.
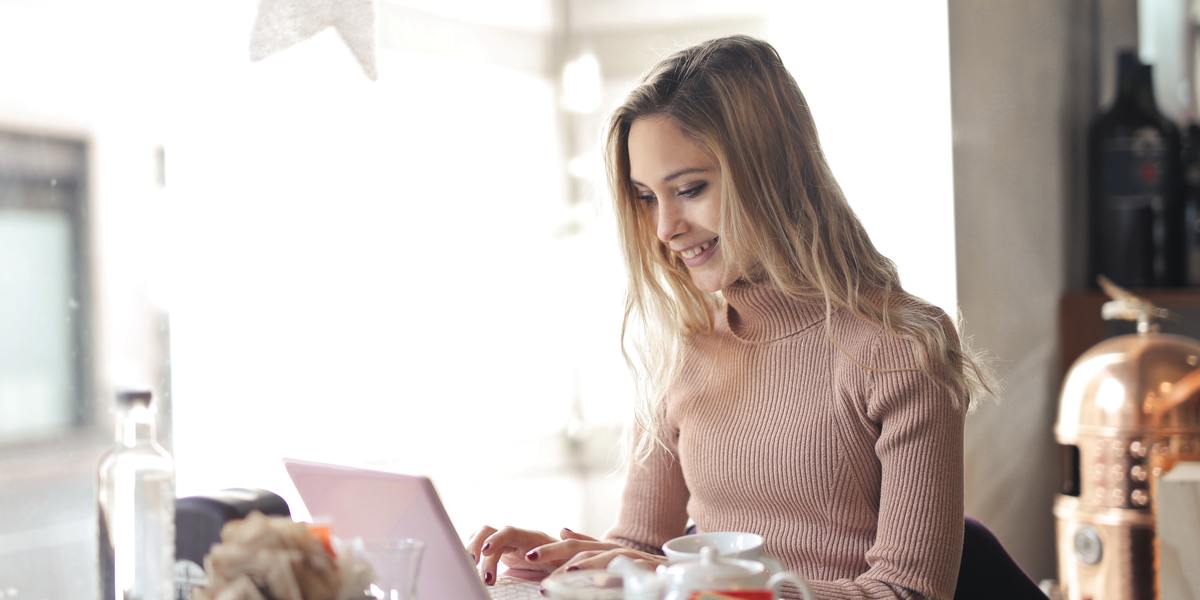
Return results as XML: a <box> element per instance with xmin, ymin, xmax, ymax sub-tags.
<box><xmin>679</xmin><ymin>183</ymin><xmax>707</xmax><ymax>198</ymax></box>
<box><xmin>638</xmin><ymin>193</ymin><xmax>657</xmax><ymax>204</ymax></box>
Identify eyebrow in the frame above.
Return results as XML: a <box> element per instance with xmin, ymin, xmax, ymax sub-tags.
<box><xmin>631</xmin><ymin>167</ymin><xmax>710</xmax><ymax>187</ymax></box>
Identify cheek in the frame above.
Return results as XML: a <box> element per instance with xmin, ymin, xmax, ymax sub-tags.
<box><xmin>702</xmin><ymin>192</ymin><xmax>723</xmax><ymax>232</ymax></box>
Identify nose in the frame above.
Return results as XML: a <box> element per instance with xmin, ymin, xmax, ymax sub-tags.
<box><xmin>655</xmin><ymin>197</ymin><xmax>687</xmax><ymax>244</ymax></box>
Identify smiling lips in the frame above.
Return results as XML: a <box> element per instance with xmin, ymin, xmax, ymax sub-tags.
<box><xmin>680</xmin><ymin>237</ymin><xmax>716</xmax><ymax>259</ymax></box>
<box><xmin>677</xmin><ymin>236</ymin><xmax>719</xmax><ymax>265</ymax></box>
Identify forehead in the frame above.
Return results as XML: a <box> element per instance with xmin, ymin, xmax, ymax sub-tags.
<box><xmin>627</xmin><ymin>115</ymin><xmax>713</xmax><ymax>184</ymax></box>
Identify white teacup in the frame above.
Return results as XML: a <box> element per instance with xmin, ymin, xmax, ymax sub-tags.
<box><xmin>662</xmin><ymin>532</ymin><xmax>784</xmax><ymax>573</ymax></box>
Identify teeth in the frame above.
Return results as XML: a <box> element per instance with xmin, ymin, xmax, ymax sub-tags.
<box><xmin>681</xmin><ymin>238</ymin><xmax>716</xmax><ymax>260</ymax></box>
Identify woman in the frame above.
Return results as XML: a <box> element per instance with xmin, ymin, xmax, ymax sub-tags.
<box><xmin>467</xmin><ymin>35</ymin><xmax>990</xmax><ymax>599</ymax></box>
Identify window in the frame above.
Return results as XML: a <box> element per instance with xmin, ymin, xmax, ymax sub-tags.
<box><xmin>0</xmin><ymin>131</ymin><xmax>91</xmax><ymax>443</ymax></box>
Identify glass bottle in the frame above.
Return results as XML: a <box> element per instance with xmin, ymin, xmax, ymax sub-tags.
<box><xmin>1087</xmin><ymin>50</ymin><xmax>1185</xmax><ymax>288</ymax></box>
<box><xmin>1182</xmin><ymin>123</ymin><xmax>1200</xmax><ymax>285</ymax></box>
<box><xmin>97</xmin><ymin>389</ymin><xmax>176</xmax><ymax>600</ymax></box>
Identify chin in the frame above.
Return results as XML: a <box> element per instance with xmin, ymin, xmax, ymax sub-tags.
<box><xmin>689</xmin><ymin>272</ymin><xmax>725</xmax><ymax>293</ymax></box>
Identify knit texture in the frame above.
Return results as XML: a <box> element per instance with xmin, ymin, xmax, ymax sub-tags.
<box><xmin>605</xmin><ymin>280</ymin><xmax>966</xmax><ymax>599</ymax></box>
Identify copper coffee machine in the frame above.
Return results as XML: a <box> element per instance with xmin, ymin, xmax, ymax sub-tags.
<box><xmin>1054</xmin><ymin>279</ymin><xmax>1200</xmax><ymax>599</ymax></box>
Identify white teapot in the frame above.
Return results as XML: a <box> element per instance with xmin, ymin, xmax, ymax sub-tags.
<box><xmin>609</xmin><ymin>546</ymin><xmax>813</xmax><ymax>600</ymax></box>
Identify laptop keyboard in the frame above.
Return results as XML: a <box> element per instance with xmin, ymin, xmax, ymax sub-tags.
<box><xmin>488</xmin><ymin>575</ymin><xmax>543</xmax><ymax>599</ymax></box>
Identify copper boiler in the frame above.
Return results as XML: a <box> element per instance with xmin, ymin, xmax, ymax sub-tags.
<box><xmin>1053</xmin><ymin>281</ymin><xmax>1200</xmax><ymax>599</ymax></box>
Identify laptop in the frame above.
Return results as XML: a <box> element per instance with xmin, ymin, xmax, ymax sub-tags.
<box><xmin>282</xmin><ymin>458</ymin><xmax>543</xmax><ymax>600</ymax></box>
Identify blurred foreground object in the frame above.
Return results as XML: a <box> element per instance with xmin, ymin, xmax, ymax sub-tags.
<box><xmin>194</xmin><ymin>512</ymin><xmax>374</xmax><ymax>600</ymax></box>
<box><xmin>175</xmin><ymin>489</ymin><xmax>291</xmax><ymax>599</ymax></box>
<box><xmin>1054</xmin><ymin>277</ymin><xmax>1200</xmax><ymax>599</ymax></box>
<box><xmin>1154</xmin><ymin>461</ymin><xmax>1200</xmax><ymax>598</ymax></box>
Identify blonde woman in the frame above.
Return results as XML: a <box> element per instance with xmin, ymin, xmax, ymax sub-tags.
<box><xmin>467</xmin><ymin>35</ymin><xmax>990</xmax><ymax>599</ymax></box>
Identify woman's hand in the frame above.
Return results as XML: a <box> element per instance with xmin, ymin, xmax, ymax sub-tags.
<box><xmin>466</xmin><ymin>526</ymin><xmax>653</xmax><ymax>586</ymax></box>
<box><xmin>538</xmin><ymin>532</ymin><xmax>666</xmax><ymax>579</ymax></box>
<box><xmin>466</xmin><ymin>525</ymin><xmax>556</xmax><ymax>585</ymax></box>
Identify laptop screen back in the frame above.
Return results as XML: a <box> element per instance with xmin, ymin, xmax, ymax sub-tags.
<box><xmin>282</xmin><ymin>458</ymin><xmax>489</xmax><ymax>600</ymax></box>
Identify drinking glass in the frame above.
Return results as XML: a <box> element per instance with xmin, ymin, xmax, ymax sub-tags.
<box><xmin>363</xmin><ymin>538</ymin><xmax>425</xmax><ymax>600</ymax></box>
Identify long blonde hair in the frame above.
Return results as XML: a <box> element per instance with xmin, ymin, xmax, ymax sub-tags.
<box><xmin>606</xmin><ymin>35</ymin><xmax>994</xmax><ymax>462</ymax></box>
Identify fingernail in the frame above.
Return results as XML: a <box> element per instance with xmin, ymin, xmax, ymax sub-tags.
<box><xmin>485</xmin><ymin>571</ymin><xmax>494</xmax><ymax>584</ymax></box>
<box><xmin>566</xmin><ymin>566</ymin><xmax>579</xmax><ymax>572</ymax></box>
<box><xmin>563</xmin><ymin>527</ymin><xmax>574</xmax><ymax>533</ymax></box>
<box><xmin>482</xmin><ymin>542</ymin><xmax>491</xmax><ymax>552</ymax></box>
<box><xmin>526</xmin><ymin>551</ymin><xmax>539</xmax><ymax>561</ymax></box>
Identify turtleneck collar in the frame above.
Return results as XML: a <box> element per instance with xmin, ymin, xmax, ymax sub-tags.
<box><xmin>721</xmin><ymin>279</ymin><xmax>828</xmax><ymax>343</ymax></box>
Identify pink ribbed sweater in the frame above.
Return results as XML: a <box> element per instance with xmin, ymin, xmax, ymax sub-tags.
<box><xmin>605</xmin><ymin>281</ymin><xmax>966</xmax><ymax>599</ymax></box>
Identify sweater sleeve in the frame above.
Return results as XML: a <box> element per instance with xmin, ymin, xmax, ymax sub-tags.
<box><xmin>804</xmin><ymin>328</ymin><xmax>966</xmax><ymax>600</ymax></box>
<box><xmin>603</xmin><ymin>424</ymin><xmax>691</xmax><ymax>555</ymax></box>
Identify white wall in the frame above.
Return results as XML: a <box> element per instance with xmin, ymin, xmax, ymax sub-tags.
<box><xmin>949</xmin><ymin>0</ymin><xmax>1097</xmax><ymax>580</ymax></box>
<box><xmin>160</xmin><ymin>1</ymin><xmax>634</xmax><ymax>538</ymax></box>
<box><xmin>768</xmin><ymin>2</ymin><xmax>958</xmax><ymax>314</ymax></box>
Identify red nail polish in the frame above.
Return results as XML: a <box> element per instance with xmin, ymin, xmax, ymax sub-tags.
<box><xmin>526</xmin><ymin>551</ymin><xmax>539</xmax><ymax>560</ymax></box>
<box><xmin>482</xmin><ymin>542</ymin><xmax>491</xmax><ymax>552</ymax></box>
<box><xmin>565</xmin><ymin>566</ymin><xmax>579</xmax><ymax>572</ymax></box>
<box><xmin>485</xmin><ymin>571</ymin><xmax>493</xmax><ymax>584</ymax></box>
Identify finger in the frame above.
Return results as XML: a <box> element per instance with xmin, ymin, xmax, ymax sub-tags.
<box><xmin>466</xmin><ymin>526</ymin><xmax>497</xmax><ymax>564</ymax></box>
<box><xmin>559</xmin><ymin>527</ymin><xmax>598</xmax><ymax>542</ymax></box>
<box><xmin>481</xmin><ymin>526</ymin><xmax>545</xmax><ymax>557</ymax></box>
<box><xmin>548</xmin><ymin>550</ymin><xmax>603</xmax><ymax>579</ymax></box>
<box><xmin>562</xmin><ymin>549</ymin><xmax>630</xmax><ymax>572</ymax></box>
<box><xmin>499</xmin><ymin>552</ymin><xmax>557</xmax><ymax>574</ymax></box>
<box><xmin>480</xmin><ymin>527</ymin><xmax>549</xmax><ymax>585</ymax></box>
<box><xmin>631</xmin><ymin>559</ymin><xmax>659</xmax><ymax>571</ymax></box>
<box><xmin>480</xmin><ymin>544</ymin><xmax>504</xmax><ymax>586</ymax></box>
<box><xmin>503</xmin><ymin>568</ymin><xmax>550</xmax><ymax>582</ymax></box>
<box><xmin>527</xmin><ymin>539</ymin><xmax>611</xmax><ymax>565</ymax></box>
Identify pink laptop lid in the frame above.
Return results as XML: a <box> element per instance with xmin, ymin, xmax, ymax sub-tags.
<box><xmin>282</xmin><ymin>458</ymin><xmax>490</xmax><ymax>600</ymax></box>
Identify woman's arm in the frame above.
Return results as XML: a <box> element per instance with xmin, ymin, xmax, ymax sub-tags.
<box><xmin>604</xmin><ymin>426</ymin><xmax>692</xmax><ymax>554</ymax></box>
<box><xmin>804</xmin><ymin>330</ymin><xmax>966</xmax><ymax>600</ymax></box>
<box><xmin>517</xmin><ymin>425</ymin><xmax>690</xmax><ymax>580</ymax></box>
<box><xmin>467</xmin><ymin>425</ymin><xmax>689</xmax><ymax>584</ymax></box>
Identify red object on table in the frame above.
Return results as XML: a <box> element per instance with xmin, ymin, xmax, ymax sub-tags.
<box><xmin>689</xmin><ymin>590</ymin><xmax>774</xmax><ymax>600</ymax></box>
<box><xmin>306</xmin><ymin>523</ymin><xmax>336</xmax><ymax>557</ymax></box>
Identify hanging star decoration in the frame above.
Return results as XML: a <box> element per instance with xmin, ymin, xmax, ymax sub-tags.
<box><xmin>249</xmin><ymin>0</ymin><xmax>378</xmax><ymax>80</ymax></box>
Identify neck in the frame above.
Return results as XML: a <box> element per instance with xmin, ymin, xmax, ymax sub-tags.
<box><xmin>722</xmin><ymin>279</ymin><xmax>826</xmax><ymax>342</ymax></box>
<box><xmin>1115</xmin><ymin>60</ymin><xmax>1160</xmax><ymax>116</ymax></box>
<box><xmin>116</xmin><ymin>405</ymin><xmax>156</xmax><ymax>447</ymax></box>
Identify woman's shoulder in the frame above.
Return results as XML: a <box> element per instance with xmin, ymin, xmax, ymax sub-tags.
<box><xmin>827</xmin><ymin>290</ymin><xmax>956</xmax><ymax>370</ymax></box>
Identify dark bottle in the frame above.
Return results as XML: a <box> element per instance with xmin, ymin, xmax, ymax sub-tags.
<box><xmin>1183</xmin><ymin>124</ymin><xmax>1200</xmax><ymax>286</ymax></box>
<box><xmin>1087</xmin><ymin>50</ymin><xmax>1185</xmax><ymax>288</ymax></box>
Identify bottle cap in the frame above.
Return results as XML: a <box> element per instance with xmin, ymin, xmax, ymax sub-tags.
<box><xmin>1118</xmin><ymin>49</ymin><xmax>1140</xmax><ymax>70</ymax></box>
<box><xmin>116</xmin><ymin>389</ymin><xmax>153</xmax><ymax>407</ymax></box>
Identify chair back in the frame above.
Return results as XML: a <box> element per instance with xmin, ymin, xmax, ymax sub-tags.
<box><xmin>955</xmin><ymin>517</ymin><xmax>1045</xmax><ymax>599</ymax></box>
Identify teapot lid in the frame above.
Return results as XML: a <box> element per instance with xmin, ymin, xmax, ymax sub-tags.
<box><xmin>1055</xmin><ymin>277</ymin><xmax>1200</xmax><ymax>440</ymax></box>
<box><xmin>657</xmin><ymin>546</ymin><xmax>763</xmax><ymax>583</ymax></box>
<box><xmin>1097</xmin><ymin>276</ymin><xmax>1172</xmax><ymax>334</ymax></box>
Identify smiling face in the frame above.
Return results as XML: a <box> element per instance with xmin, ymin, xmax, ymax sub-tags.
<box><xmin>627</xmin><ymin>114</ymin><xmax>737</xmax><ymax>293</ymax></box>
